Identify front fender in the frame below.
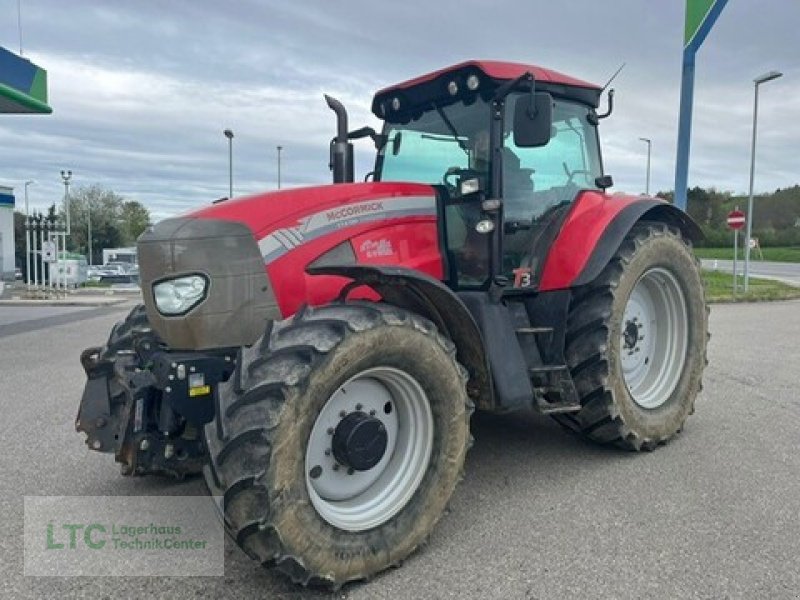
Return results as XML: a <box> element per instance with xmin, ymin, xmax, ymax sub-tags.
<box><xmin>307</xmin><ymin>264</ymin><xmax>493</xmax><ymax>409</ymax></box>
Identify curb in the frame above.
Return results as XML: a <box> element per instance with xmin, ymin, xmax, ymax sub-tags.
<box><xmin>0</xmin><ymin>297</ymin><xmax>131</xmax><ymax>307</ymax></box>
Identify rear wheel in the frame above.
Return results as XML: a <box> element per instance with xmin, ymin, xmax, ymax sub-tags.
<box><xmin>205</xmin><ymin>302</ymin><xmax>472</xmax><ymax>588</ymax></box>
<box><xmin>554</xmin><ymin>223</ymin><xmax>708</xmax><ymax>450</ymax></box>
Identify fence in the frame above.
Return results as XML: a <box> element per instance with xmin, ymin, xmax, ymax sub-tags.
<box><xmin>24</xmin><ymin>217</ymin><xmax>69</xmax><ymax>298</ymax></box>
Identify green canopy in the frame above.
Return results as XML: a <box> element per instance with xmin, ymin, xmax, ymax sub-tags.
<box><xmin>0</xmin><ymin>46</ymin><xmax>52</xmax><ymax>114</ymax></box>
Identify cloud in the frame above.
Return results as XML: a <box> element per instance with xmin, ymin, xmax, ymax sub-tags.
<box><xmin>0</xmin><ymin>0</ymin><xmax>797</xmax><ymax>219</ymax></box>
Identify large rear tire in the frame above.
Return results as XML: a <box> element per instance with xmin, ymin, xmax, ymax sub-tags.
<box><xmin>553</xmin><ymin>222</ymin><xmax>708</xmax><ymax>450</ymax></box>
<box><xmin>204</xmin><ymin>302</ymin><xmax>472</xmax><ymax>588</ymax></box>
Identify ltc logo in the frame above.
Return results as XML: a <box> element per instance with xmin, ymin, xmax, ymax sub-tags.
<box><xmin>46</xmin><ymin>523</ymin><xmax>106</xmax><ymax>550</ymax></box>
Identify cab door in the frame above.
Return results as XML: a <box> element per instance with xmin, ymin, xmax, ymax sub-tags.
<box><xmin>501</xmin><ymin>99</ymin><xmax>604</xmax><ymax>288</ymax></box>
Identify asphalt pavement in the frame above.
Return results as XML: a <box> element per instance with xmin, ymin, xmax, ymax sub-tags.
<box><xmin>701</xmin><ymin>258</ymin><xmax>800</xmax><ymax>286</ymax></box>
<box><xmin>2</xmin><ymin>300</ymin><xmax>799</xmax><ymax>599</ymax></box>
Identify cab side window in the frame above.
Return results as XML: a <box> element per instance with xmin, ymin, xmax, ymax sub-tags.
<box><xmin>502</xmin><ymin>100</ymin><xmax>602</xmax><ymax>223</ymax></box>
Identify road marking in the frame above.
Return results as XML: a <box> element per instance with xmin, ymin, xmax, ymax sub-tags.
<box><xmin>0</xmin><ymin>305</ymin><xmax>130</xmax><ymax>339</ymax></box>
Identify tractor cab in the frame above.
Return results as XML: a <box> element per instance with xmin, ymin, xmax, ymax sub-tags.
<box><xmin>368</xmin><ymin>61</ymin><xmax>608</xmax><ymax>289</ymax></box>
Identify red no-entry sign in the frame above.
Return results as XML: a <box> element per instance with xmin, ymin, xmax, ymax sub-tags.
<box><xmin>727</xmin><ymin>210</ymin><xmax>746</xmax><ymax>230</ymax></box>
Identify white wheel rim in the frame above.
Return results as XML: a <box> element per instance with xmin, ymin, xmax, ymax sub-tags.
<box><xmin>305</xmin><ymin>367</ymin><xmax>433</xmax><ymax>531</ymax></box>
<box><xmin>620</xmin><ymin>267</ymin><xmax>689</xmax><ymax>409</ymax></box>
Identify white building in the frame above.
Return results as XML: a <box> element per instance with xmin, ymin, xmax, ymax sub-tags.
<box><xmin>102</xmin><ymin>246</ymin><xmax>137</xmax><ymax>265</ymax></box>
<box><xmin>0</xmin><ymin>186</ymin><xmax>15</xmax><ymax>281</ymax></box>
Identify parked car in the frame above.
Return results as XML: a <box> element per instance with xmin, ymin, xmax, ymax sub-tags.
<box><xmin>87</xmin><ymin>266</ymin><xmax>104</xmax><ymax>282</ymax></box>
<box><xmin>105</xmin><ymin>261</ymin><xmax>137</xmax><ymax>274</ymax></box>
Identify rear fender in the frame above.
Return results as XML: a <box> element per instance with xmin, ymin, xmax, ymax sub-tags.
<box><xmin>307</xmin><ymin>264</ymin><xmax>493</xmax><ymax>409</ymax></box>
<box><xmin>539</xmin><ymin>192</ymin><xmax>703</xmax><ymax>290</ymax></box>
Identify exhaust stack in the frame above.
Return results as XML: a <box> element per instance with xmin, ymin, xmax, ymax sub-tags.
<box><xmin>325</xmin><ymin>94</ymin><xmax>354</xmax><ymax>184</ymax></box>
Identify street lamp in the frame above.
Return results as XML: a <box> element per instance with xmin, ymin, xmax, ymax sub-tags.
<box><xmin>277</xmin><ymin>145</ymin><xmax>283</xmax><ymax>189</ymax></box>
<box><xmin>744</xmin><ymin>70</ymin><xmax>782</xmax><ymax>292</ymax></box>
<box><xmin>87</xmin><ymin>202</ymin><xmax>93</xmax><ymax>266</ymax></box>
<box><xmin>24</xmin><ymin>180</ymin><xmax>35</xmax><ymax>215</ymax></box>
<box><xmin>223</xmin><ymin>129</ymin><xmax>234</xmax><ymax>198</ymax></box>
<box><xmin>639</xmin><ymin>137</ymin><xmax>651</xmax><ymax>196</ymax></box>
<box><xmin>60</xmin><ymin>169</ymin><xmax>72</xmax><ymax>235</ymax></box>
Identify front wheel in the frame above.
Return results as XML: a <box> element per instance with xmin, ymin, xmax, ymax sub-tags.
<box><xmin>554</xmin><ymin>222</ymin><xmax>708</xmax><ymax>450</ymax></box>
<box><xmin>204</xmin><ymin>302</ymin><xmax>472</xmax><ymax>588</ymax></box>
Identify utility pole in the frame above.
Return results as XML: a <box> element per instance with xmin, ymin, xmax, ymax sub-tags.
<box><xmin>223</xmin><ymin>129</ymin><xmax>234</xmax><ymax>198</ymax></box>
<box><xmin>277</xmin><ymin>145</ymin><xmax>283</xmax><ymax>189</ymax></box>
<box><xmin>744</xmin><ymin>70</ymin><xmax>782</xmax><ymax>292</ymax></box>
<box><xmin>60</xmin><ymin>170</ymin><xmax>72</xmax><ymax>253</ymax></box>
<box><xmin>87</xmin><ymin>204</ymin><xmax>93</xmax><ymax>266</ymax></box>
<box><xmin>639</xmin><ymin>137</ymin><xmax>651</xmax><ymax>196</ymax></box>
<box><xmin>24</xmin><ymin>179</ymin><xmax>35</xmax><ymax>215</ymax></box>
<box><xmin>60</xmin><ymin>170</ymin><xmax>72</xmax><ymax>233</ymax></box>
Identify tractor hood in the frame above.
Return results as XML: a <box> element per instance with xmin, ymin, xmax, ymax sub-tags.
<box><xmin>137</xmin><ymin>181</ymin><xmax>440</xmax><ymax>350</ymax></box>
<box><xmin>191</xmin><ymin>181</ymin><xmax>437</xmax><ymax>241</ymax></box>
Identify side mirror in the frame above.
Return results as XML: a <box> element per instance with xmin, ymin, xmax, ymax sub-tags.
<box><xmin>513</xmin><ymin>92</ymin><xmax>553</xmax><ymax>148</ymax></box>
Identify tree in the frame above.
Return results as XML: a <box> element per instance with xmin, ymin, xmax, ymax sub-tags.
<box><xmin>119</xmin><ymin>200</ymin><xmax>151</xmax><ymax>244</ymax></box>
<box><xmin>58</xmin><ymin>185</ymin><xmax>150</xmax><ymax>264</ymax></box>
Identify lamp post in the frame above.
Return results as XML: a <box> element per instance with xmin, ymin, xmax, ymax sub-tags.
<box><xmin>24</xmin><ymin>180</ymin><xmax>35</xmax><ymax>215</ymax></box>
<box><xmin>744</xmin><ymin>70</ymin><xmax>782</xmax><ymax>292</ymax></box>
<box><xmin>277</xmin><ymin>145</ymin><xmax>283</xmax><ymax>189</ymax></box>
<box><xmin>639</xmin><ymin>137</ymin><xmax>651</xmax><ymax>196</ymax></box>
<box><xmin>87</xmin><ymin>202</ymin><xmax>93</xmax><ymax>266</ymax></box>
<box><xmin>223</xmin><ymin>129</ymin><xmax>234</xmax><ymax>198</ymax></box>
<box><xmin>60</xmin><ymin>169</ymin><xmax>72</xmax><ymax>236</ymax></box>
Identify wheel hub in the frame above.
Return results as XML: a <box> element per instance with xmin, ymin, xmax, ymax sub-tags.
<box><xmin>623</xmin><ymin>319</ymin><xmax>641</xmax><ymax>351</ymax></box>
<box><xmin>305</xmin><ymin>367</ymin><xmax>433</xmax><ymax>531</ymax></box>
<box><xmin>620</xmin><ymin>268</ymin><xmax>689</xmax><ymax>410</ymax></box>
<box><xmin>332</xmin><ymin>411</ymin><xmax>388</xmax><ymax>471</ymax></box>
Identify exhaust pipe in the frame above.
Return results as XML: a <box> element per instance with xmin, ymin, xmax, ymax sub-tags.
<box><xmin>325</xmin><ymin>94</ymin><xmax>354</xmax><ymax>184</ymax></box>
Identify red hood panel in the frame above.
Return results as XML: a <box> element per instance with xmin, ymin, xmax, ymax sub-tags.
<box><xmin>192</xmin><ymin>182</ymin><xmax>436</xmax><ymax>239</ymax></box>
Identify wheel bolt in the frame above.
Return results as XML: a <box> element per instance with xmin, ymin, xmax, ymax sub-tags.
<box><xmin>339</xmin><ymin>410</ymin><xmax>347</xmax><ymax>418</ymax></box>
<box><xmin>355</xmin><ymin>403</ymin><xmax>363</xmax><ymax>411</ymax></box>
<box><xmin>324</xmin><ymin>448</ymin><xmax>331</xmax><ymax>456</ymax></box>
<box><xmin>369</xmin><ymin>410</ymin><xmax>376</xmax><ymax>416</ymax></box>
<box><xmin>332</xmin><ymin>463</ymin><xmax>340</xmax><ymax>471</ymax></box>
<box><xmin>309</xmin><ymin>465</ymin><xmax>322</xmax><ymax>479</ymax></box>
<box><xmin>327</xmin><ymin>427</ymin><xmax>334</xmax><ymax>435</ymax></box>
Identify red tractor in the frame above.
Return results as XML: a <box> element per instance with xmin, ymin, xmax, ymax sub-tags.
<box><xmin>77</xmin><ymin>60</ymin><xmax>708</xmax><ymax>587</ymax></box>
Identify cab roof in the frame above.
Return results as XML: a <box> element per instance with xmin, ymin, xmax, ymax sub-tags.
<box><xmin>372</xmin><ymin>60</ymin><xmax>602</xmax><ymax>120</ymax></box>
<box><xmin>376</xmin><ymin>60</ymin><xmax>600</xmax><ymax>96</ymax></box>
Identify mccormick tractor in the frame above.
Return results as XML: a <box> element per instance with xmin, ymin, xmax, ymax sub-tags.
<box><xmin>77</xmin><ymin>60</ymin><xmax>708</xmax><ymax>587</ymax></box>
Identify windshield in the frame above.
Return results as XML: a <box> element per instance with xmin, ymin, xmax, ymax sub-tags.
<box><xmin>375</xmin><ymin>98</ymin><xmax>491</xmax><ymax>185</ymax></box>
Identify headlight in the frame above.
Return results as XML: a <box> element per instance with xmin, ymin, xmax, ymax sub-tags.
<box><xmin>153</xmin><ymin>274</ymin><xmax>208</xmax><ymax>315</ymax></box>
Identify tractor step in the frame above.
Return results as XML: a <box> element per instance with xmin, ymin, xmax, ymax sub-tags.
<box><xmin>529</xmin><ymin>365</ymin><xmax>567</xmax><ymax>374</ymax></box>
<box><xmin>516</xmin><ymin>327</ymin><xmax>554</xmax><ymax>335</ymax></box>
<box><xmin>529</xmin><ymin>364</ymin><xmax>581</xmax><ymax>414</ymax></box>
<box><xmin>533</xmin><ymin>393</ymin><xmax>581</xmax><ymax>414</ymax></box>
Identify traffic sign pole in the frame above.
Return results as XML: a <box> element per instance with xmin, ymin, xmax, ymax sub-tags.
<box><xmin>733</xmin><ymin>227</ymin><xmax>738</xmax><ymax>296</ymax></box>
<box><xmin>727</xmin><ymin>208</ymin><xmax>746</xmax><ymax>295</ymax></box>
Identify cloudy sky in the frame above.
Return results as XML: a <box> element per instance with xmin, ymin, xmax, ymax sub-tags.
<box><xmin>1</xmin><ymin>0</ymin><xmax>798</xmax><ymax>220</ymax></box>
